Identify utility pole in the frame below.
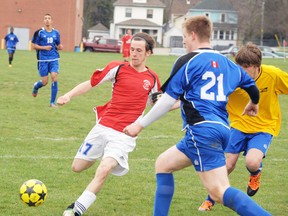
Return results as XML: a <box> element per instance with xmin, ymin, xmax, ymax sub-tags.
<box><xmin>260</xmin><ymin>1</ymin><xmax>265</xmax><ymax>46</ymax></box>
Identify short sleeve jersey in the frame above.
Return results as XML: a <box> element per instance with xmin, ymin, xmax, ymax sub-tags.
<box><xmin>122</xmin><ymin>35</ymin><xmax>132</xmax><ymax>51</ymax></box>
<box><xmin>5</xmin><ymin>33</ymin><xmax>19</xmax><ymax>50</ymax></box>
<box><xmin>228</xmin><ymin>64</ymin><xmax>288</xmax><ymax>136</ymax></box>
<box><xmin>91</xmin><ymin>61</ymin><xmax>161</xmax><ymax>132</ymax></box>
<box><xmin>161</xmin><ymin>49</ymin><xmax>256</xmax><ymax>127</ymax></box>
<box><xmin>32</xmin><ymin>28</ymin><xmax>61</xmax><ymax>61</ymax></box>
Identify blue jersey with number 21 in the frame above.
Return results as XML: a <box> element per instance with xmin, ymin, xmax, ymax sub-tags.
<box><xmin>162</xmin><ymin>49</ymin><xmax>256</xmax><ymax>128</ymax></box>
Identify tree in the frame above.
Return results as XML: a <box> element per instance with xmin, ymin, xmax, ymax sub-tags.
<box><xmin>82</xmin><ymin>0</ymin><xmax>116</xmax><ymax>37</ymax></box>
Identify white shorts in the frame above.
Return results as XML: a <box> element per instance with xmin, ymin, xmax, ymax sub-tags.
<box><xmin>75</xmin><ymin>124</ymin><xmax>136</xmax><ymax>176</ymax></box>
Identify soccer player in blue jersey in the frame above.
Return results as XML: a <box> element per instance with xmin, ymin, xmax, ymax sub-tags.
<box><xmin>198</xmin><ymin>43</ymin><xmax>288</xmax><ymax>211</ymax></box>
<box><xmin>123</xmin><ymin>16</ymin><xmax>271</xmax><ymax>215</ymax></box>
<box><xmin>31</xmin><ymin>13</ymin><xmax>63</xmax><ymax>107</ymax></box>
<box><xmin>4</xmin><ymin>27</ymin><xmax>19</xmax><ymax>67</ymax></box>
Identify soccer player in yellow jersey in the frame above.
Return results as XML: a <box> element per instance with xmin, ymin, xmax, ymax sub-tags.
<box><xmin>199</xmin><ymin>43</ymin><xmax>288</xmax><ymax>211</ymax></box>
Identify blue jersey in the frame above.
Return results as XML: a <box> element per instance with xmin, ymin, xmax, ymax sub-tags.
<box><xmin>32</xmin><ymin>28</ymin><xmax>61</xmax><ymax>61</ymax></box>
<box><xmin>5</xmin><ymin>33</ymin><xmax>19</xmax><ymax>50</ymax></box>
<box><xmin>162</xmin><ymin>49</ymin><xmax>256</xmax><ymax>128</ymax></box>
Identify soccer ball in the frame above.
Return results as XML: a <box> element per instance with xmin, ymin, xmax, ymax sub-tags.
<box><xmin>19</xmin><ymin>179</ymin><xmax>48</xmax><ymax>207</ymax></box>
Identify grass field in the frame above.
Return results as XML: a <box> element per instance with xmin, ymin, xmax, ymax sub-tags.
<box><xmin>1</xmin><ymin>49</ymin><xmax>288</xmax><ymax>216</ymax></box>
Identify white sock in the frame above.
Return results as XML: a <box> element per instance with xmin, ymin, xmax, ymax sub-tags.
<box><xmin>74</xmin><ymin>190</ymin><xmax>97</xmax><ymax>215</ymax></box>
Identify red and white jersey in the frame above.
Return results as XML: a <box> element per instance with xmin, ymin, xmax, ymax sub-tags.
<box><xmin>91</xmin><ymin>61</ymin><xmax>161</xmax><ymax>132</ymax></box>
<box><xmin>122</xmin><ymin>35</ymin><xmax>132</xmax><ymax>51</ymax></box>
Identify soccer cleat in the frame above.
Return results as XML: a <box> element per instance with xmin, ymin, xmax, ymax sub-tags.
<box><xmin>247</xmin><ymin>172</ymin><xmax>261</xmax><ymax>196</ymax></box>
<box><xmin>50</xmin><ymin>102</ymin><xmax>58</xmax><ymax>108</ymax></box>
<box><xmin>9</xmin><ymin>64</ymin><xmax>12</xmax><ymax>67</ymax></box>
<box><xmin>32</xmin><ymin>82</ymin><xmax>38</xmax><ymax>97</ymax></box>
<box><xmin>198</xmin><ymin>200</ymin><xmax>214</xmax><ymax>211</ymax></box>
<box><xmin>63</xmin><ymin>203</ymin><xmax>80</xmax><ymax>216</ymax></box>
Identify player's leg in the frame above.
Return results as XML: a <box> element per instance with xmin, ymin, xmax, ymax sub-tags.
<box><xmin>245</xmin><ymin>133</ymin><xmax>272</xmax><ymax>196</ymax></box>
<box><xmin>49</xmin><ymin>61</ymin><xmax>59</xmax><ymax>107</ymax></box>
<box><xmin>64</xmin><ymin>124</ymin><xmax>135</xmax><ymax>216</ymax></box>
<box><xmin>8</xmin><ymin>51</ymin><xmax>14</xmax><ymax>66</ymax></box>
<box><xmin>198</xmin><ymin>127</ymin><xmax>244</xmax><ymax>211</ymax></box>
<box><xmin>198</xmin><ymin>152</ymin><xmax>240</xmax><ymax>211</ymax></box>
<box><xmin>154</xmin><ymin>145</ymin><xmax>192</xmax><ymax>216</ymax></box>
<box><xmin>32</xmin><ymin>62</ymin><xmax>48</xmax><ymax>97</ymax></box>
<box><xmin>198</xmin><ymin>166</ymin><xmax>271</xmax><ymax>215</ymax></box>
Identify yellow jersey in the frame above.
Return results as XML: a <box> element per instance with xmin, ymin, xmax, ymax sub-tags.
<box><xmin>227</xmin><ymin>64</ymin><xmax>288</xmax><ymax>136</ymax></box>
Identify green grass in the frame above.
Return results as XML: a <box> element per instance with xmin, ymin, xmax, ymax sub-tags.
<box><xmin>1</xmin><ymin>50</ymin><xmax>288</xmax><ymax>215</ymax></box>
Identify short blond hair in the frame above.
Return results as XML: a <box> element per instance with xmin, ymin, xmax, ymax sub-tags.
<box><xmin>182</xmin><ymin>15</ymin><xmax>212</xmax><ymax>42</ymax></box>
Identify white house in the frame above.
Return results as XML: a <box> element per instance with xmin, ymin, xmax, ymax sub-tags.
<box><xmin>110</xmin><ymin>0</ymin><xmax>165</xmax><ymax>45</ymax></box>
<box><xmin>163</xmin><ymin>0</ymin><xmax>238</xmax><ymax>49</ymax></box>
<box><xmin>188</xmin><ymin>0</ymin><xmax>238</xmax><ymax>49</ymax></box>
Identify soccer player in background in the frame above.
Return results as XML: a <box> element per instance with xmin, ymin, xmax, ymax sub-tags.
<box><xmin>121</xmin><ymin>29</ymin><xmax>132</xmax><ymax>62</ymax></box>
<box><xmin>123</xmin><ymin>16</ymin><xmax>271</xmax><ymax>216</ymax></box>
<box><xmin>198</xmin><ymin>43</ymin><xmax>288</xmax><ymax>211</ymax></box>
<box><xmin>57</xmin><ymin>32</ymin><xmax>161</xmax><ymax>216</ymax></box>
<box><xmin>4</xmin><ymin>26</ymin><xmax>19</xmax><ymax>67</ymax></box>
<box><xmin>31</xmin><ymin>13</ymin><xmax>63</xmax><ymax>108</ymax></box>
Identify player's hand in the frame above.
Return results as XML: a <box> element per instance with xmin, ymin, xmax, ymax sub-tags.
<box><xmin>123</xmin><ymin>122</ymin><xmax>143</xmax><ymax>137</ymax></box>
<box><xmin>57</xmin><ymin>95</ymin><xmax>71</xmax><ymax>106</ymax></box>
<box><xmin>242</xmin><ymin>101</ymin><xmax>258</xmax><ymax>116</ymax></box>
<box><xmin>57</xmin><ymin>44</ymin><xmax>63</xmax><ymax>50</ymax></box>
<box><xmin>151</xmin><ymin>92</ymin><xmax>163</xmax><ymax>105</ymax></box>
<box><xmin>45</xmin><ymin>45</ymin><xmax>52</xmax><ymax>50</ymax></box>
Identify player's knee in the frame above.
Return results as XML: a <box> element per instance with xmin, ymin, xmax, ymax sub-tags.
<box><xmin>155</xmin><ymin>155</ymin><xmax>171</xmax><ymax>173</ymax></box>
<box><xmin>42</xmin><ymin>80</ymin><xmax>48</xmax><ymax>86</ymax></box>
<box><xmin>71</xmin><ymin>164</ymin><xmax>83</xmax><ymax>173</ymax></box>
<box><xmin>246</xmin><ymin>160</ymin><xmax>260</xmax><ymax>171</ymax></box>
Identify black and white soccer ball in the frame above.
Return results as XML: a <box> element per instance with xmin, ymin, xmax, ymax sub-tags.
<box><xmin>19</xmin><ymin>179</ymin><xmax>48</xmax><ymax>207</ymax></box>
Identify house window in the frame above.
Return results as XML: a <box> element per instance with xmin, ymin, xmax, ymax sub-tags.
<box><xmin>213</xmin><ymin>30</ymin><xmax>218</xmax><ymax>39</ymax></box>
<box><xmin>225</xmin><ymin>31</ymin><xmax>230</xmax><ymax>40</ymax></box>
<box><xmin>147</xmin><ymin>9</ymin><xmax>153</xmax><ymax>18</ymax></box>
<box><xmin>221</xmin><ymin>13</ymin><xmax>226</xmax><ymax>22</ymax></box>
<box><xmin>219</xmin><ymin>30</ymin><xmax>224</xmax><ymax>39</ymax></box>
<box><xmin>231</xmin><ymin>31</ymin><xmax>234</xmax><ymax>40</ymax></box>
<box><xmin>126</xmin><ymin>8</ymin><xmax>132</xmax><ymax>17</ymax></box>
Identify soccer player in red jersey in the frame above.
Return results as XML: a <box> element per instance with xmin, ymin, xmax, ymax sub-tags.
<box><xmin>57</xmin><ymin>32</ymin><xmax>161</xmax><ymax>216</ymax></box>
<box><xmin>121</xmin><ymin>29</ymin><xmax>132</xmax><ymax>62</ymax></box>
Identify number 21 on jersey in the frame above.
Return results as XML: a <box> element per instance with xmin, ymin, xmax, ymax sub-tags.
<box><xmin>201</xmin><ymin>71</ymin><xmax>226</xmax><ymax>101</ymax></box>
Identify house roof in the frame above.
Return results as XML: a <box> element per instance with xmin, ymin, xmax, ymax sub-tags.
<box><xmin>88</xmin><ymin>23</ymin><xmax>109</xmax><ymax>31</ymax></box>
<box><xmin>193</xmin><ymin>0</ymin><xmax>236</xmax><ymax>11</ymax></box>
<box><xmin>116</xmin><ymin>19</ymin><xmax>162</xmax><ymax>27</ymax></box>
<box><xmin>170</xmin><ymin>0</ymin><xmax>201</xmax><ymax>15</ymax></box>
<box><xmin>114</xmin><ymin>0</ymin><xmax>165</xmax><ymax>8</ymax></box>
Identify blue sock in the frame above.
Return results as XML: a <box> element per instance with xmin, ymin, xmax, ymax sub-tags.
<box><xmin>34</xmin><ymin>80</ymin><xmax>44</xmax><ymax>90</ymax></box>
<box><xmin>206</xmin><ymin>195</ymin><xmax>215</xmax><ymax>205</ymax></box>
<box><xmin>223</xmin><ymin>187</ymin><xmax>271</xmax><ymax>215</ymax></box>
<box><xmin>154</xmin><ymin>173</ymin><xmax>174</xmax><ymax>216</ymax></box>
<box><xmin>50</xmin><ymin>81</ymin><xmax>58</xmax><ymax>104</ymax></box>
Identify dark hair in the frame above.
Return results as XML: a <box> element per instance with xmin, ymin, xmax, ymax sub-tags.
<box><xmin>131</xmin><ymin>32</ymin><xmax>155</xmax><ymax>54</ymax></box>
<box><xmin>235</xmin><ymin>43</ymin><xmax>262</xmax><ymax>67</ymax></box>
<box><xmin>44</xmin><ymin>13</ymin><xmax>52</xmax><ymax>18</ymax></box>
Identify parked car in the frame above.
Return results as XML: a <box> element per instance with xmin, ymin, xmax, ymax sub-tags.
<box><xmin>262</xmin><ymin>51</ymin><xmax>284</xmax><ymax>58</ymax></box>
<box><xmin>220</xmin><ymin>46</ymin><xmax>239</xmax><ymax>57</ymax></box>
<box><xmin>83</xmin><ymin>38</ymin><xmax>121</xmax><ymax>53</ymax></box>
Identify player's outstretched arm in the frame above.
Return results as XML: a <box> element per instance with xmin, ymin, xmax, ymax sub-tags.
<box><xmin>57</xmin><ymin>80</ymin><xmax>93</xmax><ymax>106</ymax></box>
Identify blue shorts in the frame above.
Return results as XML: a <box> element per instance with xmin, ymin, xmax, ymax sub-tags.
<box><xmin>176</xmin><ymin>122</ymin><xmax>230</xmax><ymax>172</ymax></box>
<box><xmin>38</xmin><ymin>60</ymin><xmax>59</xmax><ymax>77</ymax></box>
<box><xmin>225</xmin><ymin>128</ymin><xmax>273</xmax><ymax>156</ymax></box>
<box><xmin>7</xmin><ymin>48</ymin><xmax>15</xmax><ymax>54</ymax></box>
